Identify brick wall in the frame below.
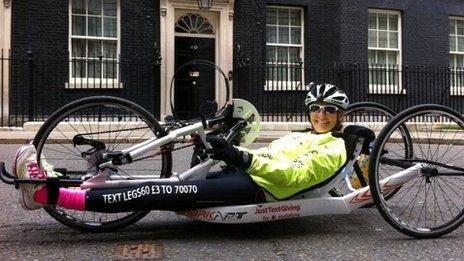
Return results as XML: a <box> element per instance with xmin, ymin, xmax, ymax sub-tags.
<box><xmin>233</xmin><ymin>0</ymin><xmax>341</xmax><ymax>66</ymax></box>
<box><xmin>10</xmin><ymin>0</ymin><xmax>161</xmax><ymax>121</ymax></box>
<box><xmin>233</xmin><ymin>0</ymin><xmax>343</xmax><ymax>114</ymax></box>
<box><xmin>9</xmin><ymin>0</ymin><xmax>464</xmax><ymax>122</ymax></box>
<box><xmin>232</xmin><ymin>0</ymin><xmax>464</xmax><ymax>116</ymax></box>
<box><xmin>339</xmin><ymin>0</ymin><xmax>457</xmax><ymax>65</ymax></box>
<box><xmin>234</xmin><ymin>0</ymin><xmax>464</xmax><ymax>66</ymax></box>
<box><xmin>119</xmin><ymin>0</ymin><xmax>161</xmax><ymax>117</ymax></box>
<box><xmin>336</xmin><ymin>0</ymin><xmax>464</xmax><ymax>107</ymax></box>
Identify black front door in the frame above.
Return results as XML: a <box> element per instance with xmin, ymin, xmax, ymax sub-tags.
<box><xmin>174</xmin><ymin>36</ymin><xmax>215</xmax><ymax>119</ymax></box>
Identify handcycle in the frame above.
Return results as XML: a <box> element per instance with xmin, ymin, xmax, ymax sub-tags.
<box><xmin>1</xmin><ymin>95</ymin><xmax>464</xmax><ymax>239</ymax></box>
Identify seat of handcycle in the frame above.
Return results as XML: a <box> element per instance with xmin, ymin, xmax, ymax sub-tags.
<box><xmin>337</xmin><ymin>125</ymin><xmax>376</xmax><ymax>156</ymax></box>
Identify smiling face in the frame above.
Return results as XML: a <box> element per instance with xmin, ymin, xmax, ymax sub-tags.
<box><xmin>309</xmin><ymin>102</ymin><xmax>345</xmax><ymax>133</ymax></box>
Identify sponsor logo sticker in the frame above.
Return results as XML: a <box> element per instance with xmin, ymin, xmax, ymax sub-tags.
<box><xmin>178</xmin><ymin>210</ymin><xmax>247</xmax><ymax>221</ymax></box>
<box><xmin>255</xmin><ymin>204</ymin><xmax>301</xmax><ymax>214</ymax></box>
<box><xmin>255</xmin><ymin>204</ymin><xmax>301</xmax><ymax>222</ymax></box>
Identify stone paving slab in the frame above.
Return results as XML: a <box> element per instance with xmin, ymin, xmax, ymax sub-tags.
<box><xmin>1</xmin><ymin>120</ymin><xmax>464</xmax><ymax>144</ymax></box>
<box><xmin>0</xmin><ymin>130</ymin><xmax>37</xmax><ymax>144</ymax></box>
<box><xmin>0</xmin><ymin>129</ymin><xmax>291</xmax><ymax>144</ymax></box>
<box><xmin>1</xmin><ymin>129</ymin><xmax>464</xmax><ymax>144</ymax></box>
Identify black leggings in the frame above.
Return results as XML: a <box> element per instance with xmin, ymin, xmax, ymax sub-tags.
<box><xmin>85</xmin><ymin>170</ymin><xmax>263</xmax><ymax>213</ymax></box>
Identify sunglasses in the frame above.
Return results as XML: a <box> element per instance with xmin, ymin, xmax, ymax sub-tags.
<box><xmin>308</xmin><ymin>104</ymin><xmax>340</xmax><ymax>114</ymax></box>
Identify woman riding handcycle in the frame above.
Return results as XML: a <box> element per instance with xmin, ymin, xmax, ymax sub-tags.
<box><xmin>4</xmin><ymin>83</ymin><xmax>464</xmax><ymax>239</ymax></box>
<box><xmin>13</xmin><ymin>83</ymin><xmax>353</xmax><ymax>210</ymax></box>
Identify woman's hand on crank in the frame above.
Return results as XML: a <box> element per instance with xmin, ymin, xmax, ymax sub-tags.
<box><xmin>206</xmin><ymin>136</ymin><xmax>252</xmax><ymax>169</ymax></box>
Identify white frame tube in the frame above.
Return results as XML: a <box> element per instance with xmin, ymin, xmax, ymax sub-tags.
<box><xmin>177</xmin><ymin>164</ymin><xmax>423</xmax><ymax>224</ymax></box>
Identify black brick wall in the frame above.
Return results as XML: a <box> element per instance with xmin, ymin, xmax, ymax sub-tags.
<box><xmin>233</xmin><ymin>0</ymin><xmax>464</xmax><ymax>67</ymax></box>
<box><xmin>232</xmin><ymin>0</ymin><xmax>464</xmax><ymax>116</ymax></box>
<box><xmin>233</xmin><ymin>0</ymin><xmax>343</xmax><ymax>115</ymax></box>
<box><xmin>10</xmin><ymin>0</ymin><xmax>161</xmax><ymax>122</ymax></box>
<box><xmin>119</xmin><ymin>0</ymin><xmax>161</xmax><ymax>117</ymax></box>
<box><xmin>10</xmin><ymin>0</ymin><xmax>68</xmax><ymax>124</ymax></box>
<box><xmin>9</xmin><ymin>0</ymin><xmax>464</xmax><ymax>123</ymax></box>
<box><xmin>233</xmin><ymin>0</ymin><xmax>341</xmax><ymax>69</ymax></box>
<box><xmin>11</xmin><ymin>0</ymin><xmax>68</xmax><ymax>56</ymax></box>
<box><xmin>232</xmin><ymin>0</ymin><xmax>265</xmax><ymax>101</ymax></box>
<box><xmin>336</xmin><ymin>0</ymin><xmax>464</xmax><ymax>109</ymax></box>
<box><xmin>339</xmin><ymin>0</ymin><xmax>454</xmax><ymax>65</ymax></box>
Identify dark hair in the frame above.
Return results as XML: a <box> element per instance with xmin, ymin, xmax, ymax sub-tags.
<box><xmin>333</xmin><ymin>121</ymin><xmax>344</xmax><ymax>132</ymax></box>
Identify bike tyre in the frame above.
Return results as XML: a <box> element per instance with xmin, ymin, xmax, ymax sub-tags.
<box><xmin>330</xmin><ymin>102</ymin><xmax>412</xmax><ymax>204</ymax></box>
<box><xmin>33</xmin><ymin>96</ymin><xmax>172</xmax><ymax>232</ymax></box>
<box><xmin>369</xmin><ymin>104</ymin><xmax>464</xmax><ymax>238</ymax></box>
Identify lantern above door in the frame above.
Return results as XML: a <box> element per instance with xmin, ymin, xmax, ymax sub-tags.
<box><xmin>197</xmin><ymin>0</ymin><xmax>213</xmax><ymax>10</ymax></box>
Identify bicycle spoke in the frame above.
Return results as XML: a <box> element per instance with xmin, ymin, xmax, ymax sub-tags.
<box><xmin>402</xmin><ymin>179</ymin><xmax>426</xmax><ymax>223</ymax></box>
<box><xmin>434</xmin><ymin>179</ymin><xmax>457</xmax><ymax>216</ymax></box>
<box><xmin>371</xmin><ymin>106</ymin><xmax>464</xmax><ymax>237</ymax></box>
<box><xmin>108</xmin><ymin>118</ymin><xmax>122</xmax><ymax>151</ymax></box>
<box><xmin>37</xmin><ymin>98</ymin><xmax>171</xmax><ymax>232</ymax></box>
<box><xmin>431</xmin><ymin>180</ymin><xmax>446</xmax><ymax>226</ymax></box>
<box><xmin>436</xmin><ymin>177</ymin><xmax>464</xmax><ymax>205</ymax></box>
<box><xmin>388</xmin><ymin>176</ymin><xmax>421</xmax><ymax>202</ymax></box>
<box><xmin>416</xmin><ymin>181</ymin><xmax>431</xmax><ymax>228</ymax></box>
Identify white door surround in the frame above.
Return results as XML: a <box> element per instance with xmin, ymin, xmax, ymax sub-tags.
<box><xmin>0</xmin><ymin>1</ymin><xmax>11</xmax><ymax>124</ymax></box>
<box><xmin>159</xmin><ymin>0</ymin><xmax>235</xmax><ymax>119</ymax></box>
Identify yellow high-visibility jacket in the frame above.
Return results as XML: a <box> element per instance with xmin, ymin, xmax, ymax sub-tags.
<box><xmin>243</xmin><ymin>132</ymin><xmax>347</xmax><ymax>200</ymax></box>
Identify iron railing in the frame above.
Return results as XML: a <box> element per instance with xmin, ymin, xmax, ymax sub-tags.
<box><xmin>235</xmin><ymin>62</ymin><xmax>464</xmax><ymax>122</ymax></box>
<box><xmin>1</xmin><ymin>50</ymin><xmax>160</xmax><ymax>126</ymax></box>
<box><xmin>1</xmin><ymin>50</ymin><xmax>464</xmax><ymax>126</ymax></box>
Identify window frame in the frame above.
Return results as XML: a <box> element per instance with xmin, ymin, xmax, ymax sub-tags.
<box><xmin>67</xmin><ymin>0</ymin><xmax>122</xmax><ymax>89</ymax></box>
<box><xmin>265</xmin><ymin>5</ymin><xmax>305</xmax><ymax>91</ymax></box>
<box><xmin>449</xmin><ymin>16</ymin><xmax>464</xmax><ymax>96</ymax></box>
<box><xmin>174</xmin><ymin>12</ymin><xmax>215</xmax><ymax>38</ymax></box>
<box><xmin>368</xmin><ymin>9</ymin><xmax>403</xmax><ymax>94</ymax></box>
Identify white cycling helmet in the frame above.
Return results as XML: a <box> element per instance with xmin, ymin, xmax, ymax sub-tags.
<box><xmin>304</xmin><ymin>82</ymin><xmax>349</xmax><ymax>110</ymax></box>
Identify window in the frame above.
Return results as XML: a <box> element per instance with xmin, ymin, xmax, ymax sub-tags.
<box><xmin>450</xmin><ymin>17</ymin><xmax>464</xmax><ymax>95</ymax></box>
<box><xmin>68</xmin><ymin>0</ymin><xmax>120</xmax><ymax>88</ymax></box>
<box><xmin>368</xmin><ymin>10</ymin><xmax>402</xmax><ymax>94</ymax></box>
<box><xmin>266</xmin><ymin>7</ymin><xmax>304</xmax><ymax>91</ymax></box>
<box><xmin>175</xmin><ymin>13</ymin><xmax>214</xmax><ymax>35</ymax></box>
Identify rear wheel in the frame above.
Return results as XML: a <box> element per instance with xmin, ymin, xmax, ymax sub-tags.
<box><xmin>330</xmin><ymin>102</ymin><xmax>411</xmax><ymax>200</ymax></box>
<box><xmin>370</xmin><ymin>104</ymin><xmax>464</xmax><ymax>238</ymax></box>
<box><xmin>33</xmin><ymin>96</ymin><xmax>172</xmax><ymax>232</ymax></box>
<box><xmin>345</xmin><ymin>102</ymin><xmax>396</xmax><ymax>133</ymax></box>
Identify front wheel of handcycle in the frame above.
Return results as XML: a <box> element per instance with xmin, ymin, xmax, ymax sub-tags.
<box><xmin>33</xmin><ymin>96</ymin><xmax>173</xmax><ymax>232</ymax></box>
<box><xmin>369</xmin><ymin>104</ymin><xmax>464</xmax><ymax>238</ymax></box>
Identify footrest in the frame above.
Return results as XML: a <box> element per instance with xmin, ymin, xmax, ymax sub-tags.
<box><xmin>12</xmin><ymin>177</ymin><xmax>83</xmax><ymax>189</ymax></box>
<box><xmin>0</xmin><ymin>162</ymin><xmax>85</xmax><ymax>190</ymax></box>
<box><xmin>0</xmin><ymin>162</ymin><xmax>15</xmax><ymax>185</ymax></box>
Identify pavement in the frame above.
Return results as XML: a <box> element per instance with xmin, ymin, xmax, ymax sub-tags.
<box><xmin>0</xmin><ymin>129</ymin><xmax>291</xmax><ymax>144</ymax></box>
<box><xmin>1</xmin><ymin>143</ymin><xmax>464</xmax><ymax>260</ymax></box>
<box><xmin>1</xmin><ymin>121</ymin><xmax>464</xmax><ymax>144</ymax></box>
<box><xmin>0</xmin><ymin>123</ymin><xmax>298</xmax><ymax>144</ymax></box>
<box><xmin>0</xmin><ymin>130</ymin><xmax>290</xmax><ymax>144</ymax></box>
<box><xmin>0</xmin><ymin>128</ymin><xmax>291</xmax><ymax>144</ymax></box>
